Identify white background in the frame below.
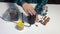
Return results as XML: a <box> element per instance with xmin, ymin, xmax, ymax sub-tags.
<box><xmin>0</xmin><ymin>2</ymin><xmax>60</xmax><ymax>34</ymax></box>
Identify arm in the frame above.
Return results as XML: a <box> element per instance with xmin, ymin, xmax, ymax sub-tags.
<box><xmin>35</xmin><ymin>0</ymin><xmax>48</xmax><ymax>14</ymax></box>
<box><xmin>16</xmin><ymin>0</ymin><xmax>36</xmax><ymax>15</ymax></box>
<box><xmin>16</xmin><ymin>0</ymin><xmax>39</xmax><ymax>22</ymax></box>
<box><xmin>16</xmin><ymin>0</ymin><xmax>26</xmax><ymax>6</ymax></box>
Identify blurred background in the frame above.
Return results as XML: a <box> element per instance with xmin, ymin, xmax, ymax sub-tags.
<box><xmin>0</xmin><ymin>0</ymin><xmax>60</xmax><ymax>4</ymax></box>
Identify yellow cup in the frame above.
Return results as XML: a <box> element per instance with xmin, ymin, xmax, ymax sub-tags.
<box><xmin>17</xmin><ymin>21</ymin><xmax>24</xmax><ymax>30</ymax></box>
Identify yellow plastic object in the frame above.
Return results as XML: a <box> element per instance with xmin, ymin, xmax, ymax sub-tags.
<box><xmin>17</xmin><ymin>21</ymin><xmax>24</xmax><ymax>30</ymax></box>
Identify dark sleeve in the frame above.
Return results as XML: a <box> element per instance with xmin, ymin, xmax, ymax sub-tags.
<box><xmin>35</xmin><ymin>0</ymin><xmax>48</xmax><ymax>14</ymax></box>
<box><xmin>16</xmin><ymin>0</ymin><xmax>26</xmax><ymax>6</ymax></box>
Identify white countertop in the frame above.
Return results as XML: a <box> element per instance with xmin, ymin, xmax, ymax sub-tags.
<box><xmin>0</xmin><ymin>2</ymin><xmax>60</xmax><ymax>34</ymax></box>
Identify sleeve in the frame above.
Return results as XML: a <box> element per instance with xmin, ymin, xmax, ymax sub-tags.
<box><xmin>35</xmin><ymin>0</ymin><xmax>48</xmax><ymax>14</ymax></box>
<box><xmin>16</xmin><ymin>0</ymin><xmax>26</xmax><ymax>6</ymax></box>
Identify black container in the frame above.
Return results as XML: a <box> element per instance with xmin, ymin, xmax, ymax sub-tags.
<box><xmin>10</xmin><ymin>11</ymin><xmax>19</xmax><ymax>21</ymax></box>
<box><xmin>27</xmin><ymin>15</ymin><xmax>36</xmax><ymax>25</ymax></box>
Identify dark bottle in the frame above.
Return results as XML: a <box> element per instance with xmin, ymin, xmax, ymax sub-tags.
<box><xmin>27</xmin><ymin>14</ymin><xmax>36</xmax><ymax>26</ymax></box>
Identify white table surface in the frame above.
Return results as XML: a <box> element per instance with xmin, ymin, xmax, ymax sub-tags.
<box><xmin>0</xmin><ymin>2</ymin><xmax>60</xmax><ymax>34</ymax></box>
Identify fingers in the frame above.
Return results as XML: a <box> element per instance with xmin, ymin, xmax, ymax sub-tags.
<box><xmin>23</xmin><ymin>7</ymin><xmax>33</xmax><ymax>15</ymax></box>
<box><xmin>27</xmin><ymin>7</ymin><xmax>37</xmax><ymax>15</ymax></box>
<box><xmin>30</xmin><ymin>8</ymin><xmax>37</xmax><ymax>15</ymax></box>
<box><xmin>23</xmin><ymin>3</ymin><xmax>37</xmax><ymax>15</ymax></box>
<box><xmin>27</xmin><ymin>9</ymin><xmax>33</xmax><ymax>15</ymax></box>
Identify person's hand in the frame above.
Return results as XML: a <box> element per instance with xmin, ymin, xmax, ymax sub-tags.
<box><xmin>23</xmin><ymin>3</ymin><xmax>39</xmax><ymax>22</ymax></box>
<box><xmin>22</xmin><ymin>3</ymin><xmax>36</xmax><ymax>15</ymax></box>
